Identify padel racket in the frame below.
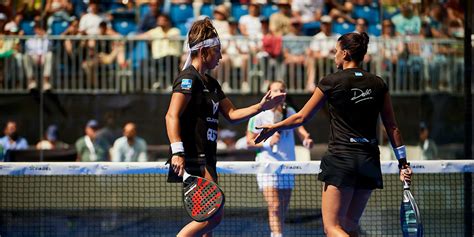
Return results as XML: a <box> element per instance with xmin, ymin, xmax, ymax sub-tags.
<box><xmin>400</xmin><ymin>178</ymin><xmax>423</xmax><ymax>237</ymax></box>
<box><xmin>182</xmin><ymin>171</ymin><xmax>225</xmax><ymax>222</ymax></box>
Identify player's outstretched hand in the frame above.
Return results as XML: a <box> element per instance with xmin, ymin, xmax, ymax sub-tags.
<box><xmin>254</xmin><ymin>124</ymin><xmax>277</xmax><ymax>144</ymax></box>
<box><xmin>259</xmin><ymin>90</ymin><xmax>286</xmax><ymax>111</ymax></box>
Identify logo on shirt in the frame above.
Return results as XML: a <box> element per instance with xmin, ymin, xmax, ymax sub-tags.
<box><xmin>212</xmin><ymin>100</ymin><xmax>219</xmax><ymax>115</ymax></box>
<box><xmin>350</xmin><ymin>88</ymin><xmax>373</xmax><ymax>104</ymax></box>
<box><xmin>355</xmin><ymin>72</ymin><xmax>363</xmax><ymax>77</ymax></box>
<box><xmin>181</xmin><ymin>79</ymin><xmax>192</xmax><ymax>90</ymax></box>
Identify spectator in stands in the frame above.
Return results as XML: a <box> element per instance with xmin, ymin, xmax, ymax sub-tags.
<box><xmin>62</xmin><ymin>19</ymin><xmax>87</xmax><ymax>62</ymax></box>
<box><xmin>306</xmin><ymin>15</ymin><xmax>339</xmax><ymax>92</ymax></box>
<box><xmin>23</xmin><ymin>24</ymin><xmax>53</xmax><ymax>91</ymax></box>
<box><xmin>212</xmin><ymin>4</ymin><xmax>230</xmax><ymax>37</ymax></box>
<box><xmin>70</xmin><ymin>0</ymin><xmax>88</xmax><ymax>18</ymax></box>
<box><xmin>422</xmin><ymin>3</ymin><xmax>447</xmax><ymax>38</ymax></box>
<box><xmin>75</xmin><ymin>119</ymin><xmax>109</xmax><ymax>161</ymax></box>
<box><xmin>4</xmin><ymin>14</ymin><xmax>24</xmax><ymax>35</ymax></box>
<box><xmin>291</xmin><ymin>0</ymin><xmax>323</xmax><ymax>24</ymax></box>
<box><xmin>327</xmin><ymin>0</ymin><xmax>355</xmax><ymax>24</ymax></box>
<box><xmin>379</xmin><ymin>19</ymin><xmax>401</xmax><ymax>84</ymax></box>
<box><xmin>96</xmin><ymin>111</ymin><xmax>122</xmax><ymax>148</ymax></box>
<box><xmin>78</xmin><ymin>2</ymin><xmax>102</xmax><ymax>35</ymax></box>
<box><xmin>282</xmin><ymin>19</ymin><xmax>307</xmax><ymax>84</ymax></box>
<box><xmin>269</xmin><ymin>0</ymin><xmax>292</xmax><ymax>36</ymax></box>
<box><xmin>138</xmin><ymin>0</ymin><xmax>162</xmax><ymax>33</ymax></box>
<box><xmin>224</xmin><ymin>17</ymin><xmax>252</xmax><ymax>93</ymax></box>
<box><xmin>81</xmin><ymin>21</ymin><xmax>126</xmax><ymax>86</ymax></box>
<box><xmin>444</xmin><ymin>0</ymin><xmax>463</xmax><ymax>22</ymax></box>
<box><xmin>0</xmin><ymin>120</ymin><xmax>28</xmax><ymax>161</ymax></box>
<box><xmin>354</xmin><ymin>18</ymin><xmax>375</xmax><ymax>66</ymax></box>
<box><xmin>391</xmin><ymin>3</ymin><xmax>421</xmax><ymax>36</ymax></box>
<box><xmin>238</xmin><ymin>3</ymin><xmax>262</xmax><ymax>38</ymax></box>
<box><xmin>45</xmin><ymin>0</ymin><xmax>74</xmax><ymax>34</ymax></box>
<box><xmin>0</xmin><ymin>17</ymin><xmax>24</xmax><ymax>88</ymax></box>
<box><xmin>418</xmin><ymin>122</ymin><xmax>437</xmax><ymax>160</ymax></box>
<box><xmin>36</xmin><ymin>124</ymin><xmax>70</xmax><ymax>150</ymax></box>
<box><xmin>135</xmin><ymin>14</ymin><xmax>181</xmax><ymax>88</ymax></box>
<box><xmin>112</xmin><ymin>122</ymin><xmax>147</xmax><ymax>162</ymax></box>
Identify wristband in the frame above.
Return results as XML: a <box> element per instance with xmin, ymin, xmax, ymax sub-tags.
<box><xmin>171</xmin><ymin>142</ymin><xmax>184</xmax><ymax>154</ymax></box>
<box><xmin>393</xmin><ymin>145</ymin><xmax>406</xmax><ymax>160</ymax></box>
<box><xmin>263</xmin><ymin>139</ymin><xmax>272</xmax><ymax>149</ymax></box>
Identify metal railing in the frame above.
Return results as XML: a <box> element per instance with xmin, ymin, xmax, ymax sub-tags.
<box><xmin>0</xmin><ymin>35</ymin><xmax>465</xmax><ymax>94</ymax></box>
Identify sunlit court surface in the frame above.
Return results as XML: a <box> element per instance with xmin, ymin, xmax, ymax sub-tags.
<box><xmin>0</xmin><ymin>0</ymin><xmax>472</xmax><ymax>236</ymax></box>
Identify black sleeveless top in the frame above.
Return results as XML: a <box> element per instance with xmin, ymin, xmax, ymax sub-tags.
<box><xmin>167</xmin><ymin>66</ymin><xmax>226</xmax><ymax>182</ymax></box>
<box><xmin>318</xmin><ymin>68</ymin><xmax>388</xmax><ymax>157</ymax></box>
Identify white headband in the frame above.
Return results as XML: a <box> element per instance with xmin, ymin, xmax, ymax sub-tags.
<box><xmin>182</xmin><ymin>37</ymin><xmax>220</xmax><ymax>71</ymax></box>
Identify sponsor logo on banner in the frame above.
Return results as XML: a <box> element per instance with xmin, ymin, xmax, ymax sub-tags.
<box><xmin>28</xmin><ymin>165</ymin><xmax>51</xmax><ymax>171</ymax></box>
<box><xmin>181</xmin><ymin>79</ymin><xmax>192</xmax><ymax>90</ymax></box>
<box><xmin>0</xmin><ymin>165</ymin><xmax>12</xmax><ymax>170</ymax></box>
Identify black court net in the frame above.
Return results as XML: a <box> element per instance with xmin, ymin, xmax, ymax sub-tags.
<box><xmin>0</xmin><ymin>161</ymin><xmax>472</xmax><ymax>237</ymax></box>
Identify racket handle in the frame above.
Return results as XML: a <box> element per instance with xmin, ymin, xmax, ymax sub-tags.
<box><xmin>272</xmin><ymin>144</ymin><xmax>278</xmax><ymax>153</ymax></box>
<box><xmin>183</xmin><ymin>170</ymin><xmax>190</xmax><ymax>181</ymax></box>
<box><xmin>402</xmin><ymin>168</ymin><xmax>410</xmax><ymax>190</ymax></box>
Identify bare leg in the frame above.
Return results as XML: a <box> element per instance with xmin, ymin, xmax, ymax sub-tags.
<box><xmin>343</xmin><ymin>189</ymin><xmax>372</xmax><ymax>236</ymax></box>
<box><xmin>321</xmin><ymin>183</ymin><xmax>354</xmax><ymax>237</ymax></box>
<box><xmin>263</xmin><ymin>187</ymin><xmax>292</xmax><ymax>236</ymax></box>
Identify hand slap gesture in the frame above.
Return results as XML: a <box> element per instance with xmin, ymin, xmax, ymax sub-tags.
<box><xmin>259</xmin><ymin>90</ymin><xmax>286</xmax><ymax>111</ymax></box>
<box><xmin>254</xmin><ymin>124</ymin><xmax>277</xmax><ymax>144</ymax></box>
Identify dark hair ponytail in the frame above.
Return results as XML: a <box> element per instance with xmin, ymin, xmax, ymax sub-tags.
<box><xmin>337</xmin><ymin>32</ymin><xmax>370</xmax><ymax>63</ymax></box>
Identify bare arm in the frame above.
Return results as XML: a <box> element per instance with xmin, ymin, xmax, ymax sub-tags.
<box><xmin>380</xmin><ymin>92</ymin><xmax>403</xmax><ymax>148</ymax></box>
<box><xmin>380</xmin><ymin>91</ymin><xmax>412</xmax><ymax>182</ymax></box>
<box><xmin>165</xmin><ymin>92</ymin><xmax>191</xmax><ymax>176</ymax></box>
<box><xmin>255</xmin><ymin>88</ymin><xmax>326</xmax><ymax>143</ymax></box>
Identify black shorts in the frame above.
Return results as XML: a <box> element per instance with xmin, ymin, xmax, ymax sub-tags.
<box><xmin>317</xmin><ymin>153</ymin><xmax>383</xmax><ymax>189</ymax></box>
<box><xmin>167</xmin><ymin>156</ymin><xmax>218</xmax><ymax>183</ymax></box>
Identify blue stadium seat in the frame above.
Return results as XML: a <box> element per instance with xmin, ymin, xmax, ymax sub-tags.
<box><xmin>262</xmin><ymin>4</ymin><xmax>279</xmax><ymax>18</ymax></box>
<box><xmin>302</xmin><ymin>21</ymin><xmax>321</xmax><ymax>36</ymax></box>
<box><xmin>353</xmin><ymin>5</ymin><xmax>380</xmax><ymax>25</ymax></box>
<box><xmin>130</xmin><ymin>41</ymin><xmax>149</xmax><ymax>69</ymax></box>
<box><xmin>200</xmin><ymin>3</ymin><xmax>214</xmax><ymax>18</ymax></box>
<box><xmin>113</xmin><ymin>19</ymin><xmax>137</xmax><ymax>35</ymax></box>
<box><xmin>176</xmin><ymin>23</ymin><xmax>188</xmax><ymax>36</ymax></box>
<box><xmin>231</xmin><ymin>4</ymin><xmax>249</xmax><ymax>21</ymax></box>
<box><xmin>51</xmin><ymin>20</ymin><xmax>69</xmax><ymax>35</ymax></box>
<box><xmin>368</xmin><ymin>23</ymin><xmax>382</xmax><ymax>37</ymax></box>
<box><xmin>20</xmin><ymin>20</ymin><xmax>35</xmax><ymax>35</ymax></box>
<box><xmin>170</xmin><ymin>4</ymin><xmax>194</xmax><ymax>25</ymax></box>
<box><xmin>139</xmin><ymin>3</ymin><xmax>151</xmax><ymax>17</ymax></box>
<box><xmin>332</xmin><ymin>22</ymin><xmax>355</xmax><ymax>35</ymax></box>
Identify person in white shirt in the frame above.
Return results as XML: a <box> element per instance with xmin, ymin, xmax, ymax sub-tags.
<box><xmin>112</xmin><ymin>123</ymin><xmax>147</xmax><ymax>162</ymax></box>
<box><xmin>291</xmin><ymin>0</ymin><xmax>324</xmax><ymax>24</ymax></box>
<box><xmin>238</xmin><ymin>3</ymin><xmax>263</xmax><ymax>38</ymax></box>
<box><xmin>247</xmin><ymin>81</ymin><xmax>313</xmax><ymax>237</ymax></box>
<box><xmin>78</xmin><ymin>2</ymin><xmax>103</xmax><ymax>35</ymax></box>
<box><xmin>306</xmin><ymin>15</ymin><xmax>340</xmax><ymax>92</ymax></box>
<box><xmin>23</xmin><ymin>24</ymin><xmax>53</xmax><ymax>90</ymax></box>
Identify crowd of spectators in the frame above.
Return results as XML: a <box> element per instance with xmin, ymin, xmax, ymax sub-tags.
<box><xmin>0</xmin><ymin>0</ymin><xmax>466</xmax><ymax>92</ymax></box>
<box><xmin>0</xmin><ymin>119</ymin><xmax>148</xmax><ymax>162</ymax></box>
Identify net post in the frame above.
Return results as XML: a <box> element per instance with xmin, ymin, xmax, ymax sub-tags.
<box><xmin>464</xmin><ymin>172</ymin><xmax>472</xmax><ymax>237</ymax></box>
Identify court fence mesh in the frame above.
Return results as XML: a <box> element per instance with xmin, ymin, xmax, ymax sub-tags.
<box><xmin>0</xmin><ymin>160</ymin><xmax>472</xmax><ymax>237</ymax></box>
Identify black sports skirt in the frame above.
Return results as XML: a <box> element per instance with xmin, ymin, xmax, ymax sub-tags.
<box><xmin>167</xmin><ymin>155</ymin><xmax>218</xmax><ymax>183</ymax></box>
<box><xmin>317</xmin><ymin>153</ymin><xmax>383</xmax><ymax>189</ymax></box>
